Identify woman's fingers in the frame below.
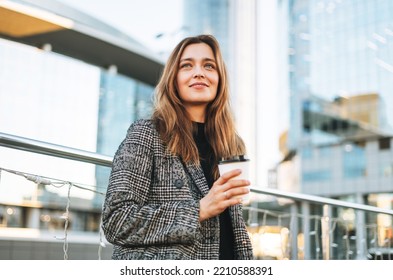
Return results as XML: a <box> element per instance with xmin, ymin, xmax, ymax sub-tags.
<box><xmin>223</xmin><ymin>185</ymin><xmax>250</xmax><ymax>200</ymax></box>
<box><xmin>199</xmin><ymin>170</ymin><xmax>251</xmax><ymax>221</ymax></box>
<box><xmin>213</xmin><ymin>168</ymin><xmax>242</xmax><ymax>185</ymax></box>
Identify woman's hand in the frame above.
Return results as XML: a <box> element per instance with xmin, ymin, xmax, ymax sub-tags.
<box><xmin>199</xmin><ymin>169</ymin><xmax>250</xmax><ymax>222</ymax></box>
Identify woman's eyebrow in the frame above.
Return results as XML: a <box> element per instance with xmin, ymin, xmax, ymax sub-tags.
<box><xmin>179</xmin><ymin>57</ymin><xmax>216</xmax><ymax>62</ymax></box>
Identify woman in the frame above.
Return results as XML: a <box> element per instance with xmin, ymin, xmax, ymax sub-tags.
<box><xmin>102</xmin><ymin>34</ymin><xmax>253</xmax><ymax>260</ymax></box>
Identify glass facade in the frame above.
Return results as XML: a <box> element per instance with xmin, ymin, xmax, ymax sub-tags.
<box><xmin>97</xmin><ymin>72</ymin><xmax>154</xmax><ymax>158</ymax></box>
<box><xmin>183</xmin><ymin>0</ymin><xmax>231</xmax><ymax>62</ymax></box>
<box><xmin>286</xmin><ymin>0</ymin><xmax>393</xmax><ymax>197</ymax></box>
<box><xmin>0</xmin><ymin>3</ymin><xmax>159</xmax><ymax>260</ymax></box>
<box><xmin>283</xmin><ymin>2</ymin><xmax>393</xmax><ymax>258</ymax></box>
<box><xmin>0</xmin><ymin>38</ymin><xmax>100</xmax><ymax>203</ymax></box>
<box><xmin>95</xmin><ymin>71</ymin><xmax>154</xmax><ymax>206</ymax></box>
<box><xmin>342</xmin><ymin>142</ymin><xmax>366</xmax><ymax>179</ymax></box>
<box><xmin>0</xmin><ymin>37</ymin><xmax>155</xmax><ymax>208</ymax></box>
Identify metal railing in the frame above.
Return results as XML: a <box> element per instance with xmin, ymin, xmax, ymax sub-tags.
<box><xmin>0</xmin><ymin>132</ymin><xmax>112</xmax><ymax>167</ymax></box>
<box><xmin>249</xmin><ymin>187</ymin><xmax>393</xmax><ymax>216</ymax></box>
<box><xmin>1</xmin><ymin>131</ymin><xmax>393</xmax><ymax>260</ymax></box>
<box><xmin>245</xmin><ymin>190</ymin><xmax>393</xmax><ymax>260</ymax></box>
<box><xmin>2</xmin><ymin>132</ymin><xmax>392</xmax><ymax>213</ymax></box>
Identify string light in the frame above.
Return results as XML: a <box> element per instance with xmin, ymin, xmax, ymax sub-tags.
<box><xmin>343</xmin><ymin>221</ymin><xmax>352</xmax><ymax>259</ymax></box>
<box><xmin>0</xmin><ymin>166</ymin><xmax>107</xmax><ymax>260</ymax></box>
<box><xmin>63</xmin><ymin>184</ymin><xmax>72</xmax><ymax>260</ymax></box>
<box><xmin>313</xmin><ymin>217</ymin><xmax>321</xmax><ymax>259</ymax></box>
<box><xmin>245</xmin><ymin>204</ymin><xmax>393</xmax><ymax>260</ymax></box>
<box><xmin>0</xmin><ymin>166</ymin><xmax>106</xmax><ymax>195</ymax></box>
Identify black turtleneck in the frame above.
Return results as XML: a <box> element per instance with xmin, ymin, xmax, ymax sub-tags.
<box><xmin>193</xmin><ymin>122</ymin><xmax>235</xmax><ymax>260</ymax></box>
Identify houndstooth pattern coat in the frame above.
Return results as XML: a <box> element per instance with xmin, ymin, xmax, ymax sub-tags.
<box><xmin>102</xmin><ymin>119</ymin><xmax>254</xmax><ymax>260</ymax></box>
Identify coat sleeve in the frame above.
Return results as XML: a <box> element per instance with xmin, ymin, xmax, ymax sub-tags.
<box><xmin>101</xmin><ymin>120</ymin><xmax>200</xmax><ymax>247</ymax></box>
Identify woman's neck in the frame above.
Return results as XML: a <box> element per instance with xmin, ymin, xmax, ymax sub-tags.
<box><xmin>185</xmin><ymin>105</ymin><xmax>206</xmax><ymax>123</ymax></box>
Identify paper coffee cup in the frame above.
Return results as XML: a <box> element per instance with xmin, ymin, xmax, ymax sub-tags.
<box><xmin>218</xmin><ymin>155</ymin><xmax>250</xmax><ymax>204</ymax></box>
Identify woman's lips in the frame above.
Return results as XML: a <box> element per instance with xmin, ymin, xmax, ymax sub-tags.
<box><xmin>190</xmin><ymin>82</ymin><xmax>208</xmax><ymax>88</ymax></box>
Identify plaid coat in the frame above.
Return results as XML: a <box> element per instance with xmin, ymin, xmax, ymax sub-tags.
<box><xmin>102</xmin><ymin>119</ymin><xmax>254</xmax><ymax>260</ymax></box>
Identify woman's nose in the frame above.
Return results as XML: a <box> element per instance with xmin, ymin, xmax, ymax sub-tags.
<box><xmin>193</xmin><ymin>66</ymin><xmax>205</xmax><ymax>78</ymax></box>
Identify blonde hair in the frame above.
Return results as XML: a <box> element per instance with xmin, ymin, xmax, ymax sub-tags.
<box><xmin>152</xmin><ymin>35</ymin><xmax>245</xmax><ymax>176</ymax></box>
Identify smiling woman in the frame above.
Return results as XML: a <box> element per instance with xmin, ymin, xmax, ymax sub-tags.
<box><xmin>101</xmin><ymin>34</ymin><xmax>253</xmax><ymax>260</ymax></box>
<box><xmin>176</xmin><ymin>43</ymin><xmax>219</xmax><ymax>122</ymax></box>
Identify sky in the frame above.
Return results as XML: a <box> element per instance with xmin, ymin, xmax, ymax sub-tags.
<box><xmin>58</xmin><ymin>0</ymin><xmax>184</xmax><ymax>55</ymax></box>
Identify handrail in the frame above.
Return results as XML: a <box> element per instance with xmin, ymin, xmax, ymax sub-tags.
<box><xmin>0</xmin><ymin>132</ymin><xmax>113</xmax><ymax>167</ymax></box>
<box><xmin>250</xmin><ymin>187</ymin><xmax>393</xmax><ymax>216</ymax></box>
<box><xmin>1</xmin><ymin>131</ymin><xmax>393</xmax><ymax>216</ymax></box>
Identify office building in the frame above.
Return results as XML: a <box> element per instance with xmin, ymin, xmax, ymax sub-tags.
<box><xmin>0</xmin><ymin>0</ymin><xmax>163</xmax><ymax>259</ymax></box>
<box><xmin>274</xmin><ymin>0</ymin><xmax>393</xmax><ymax>259</ymax></box>
<box><xmin>280</xmin><ymin>0</ymin><xmax>393</xmax><ymax>198</ymax></box>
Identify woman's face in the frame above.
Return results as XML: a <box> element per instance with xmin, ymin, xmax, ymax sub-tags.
<box><xmin>176</xmin><ymin>43</ymin><xmax>219</xmax><ymax>118</ymax></box>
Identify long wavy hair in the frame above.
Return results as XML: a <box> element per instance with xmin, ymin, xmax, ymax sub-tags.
<box><xmin>152</xmin><ymin>34</ymin><xmax>245</xmax><ymax>177</ymax></box>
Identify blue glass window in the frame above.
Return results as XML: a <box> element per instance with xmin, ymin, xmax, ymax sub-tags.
<box><xmin>343</xmin><ymin>143</ymin><xmax>366</xmax><ymax>178</ymax></box>
<box><xmin>302</xmin><ymin>170</ymin><xmax>331</xmax><ymax>182</ymax></box>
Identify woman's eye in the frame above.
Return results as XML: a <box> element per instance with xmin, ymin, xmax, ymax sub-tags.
<box><xmin>205</xmin><ymin>64</ymin><xmax>215</xmax><ymax>69</ymax></box>
<box><xmin>180</xmin><ymin>63</ymin><xmax>192</xmax><ymax>68</ymax></box>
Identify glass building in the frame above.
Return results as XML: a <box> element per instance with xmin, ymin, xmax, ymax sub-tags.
<box><xmin>275</xmin><ymin>0</ymin><xmax>393</xmax><ymax>259</ymax></box>
<box><xmin>95</xmin><ymin>72</ymin><xmax>155</xmax><ymax>206</ymax></box>
<box><xmin>283</xmin><ymin>0</ymin><xmax>393</xmax><ymax>196</ymax></box>
<box><xmin>182</xmin><ymin>0</ymin><xmax>231</xmax><ymax>62</ymax></box>
<box><xmin>0</xmin><ymin>0</ymin><xmax>163</xmax><ymax>259</ymax></box>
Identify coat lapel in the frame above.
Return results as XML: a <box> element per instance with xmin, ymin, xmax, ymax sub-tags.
<box><xmin>183</xmin><ymin>161</ymin><xmax>210</xmax><ymax>196</ymax></box>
